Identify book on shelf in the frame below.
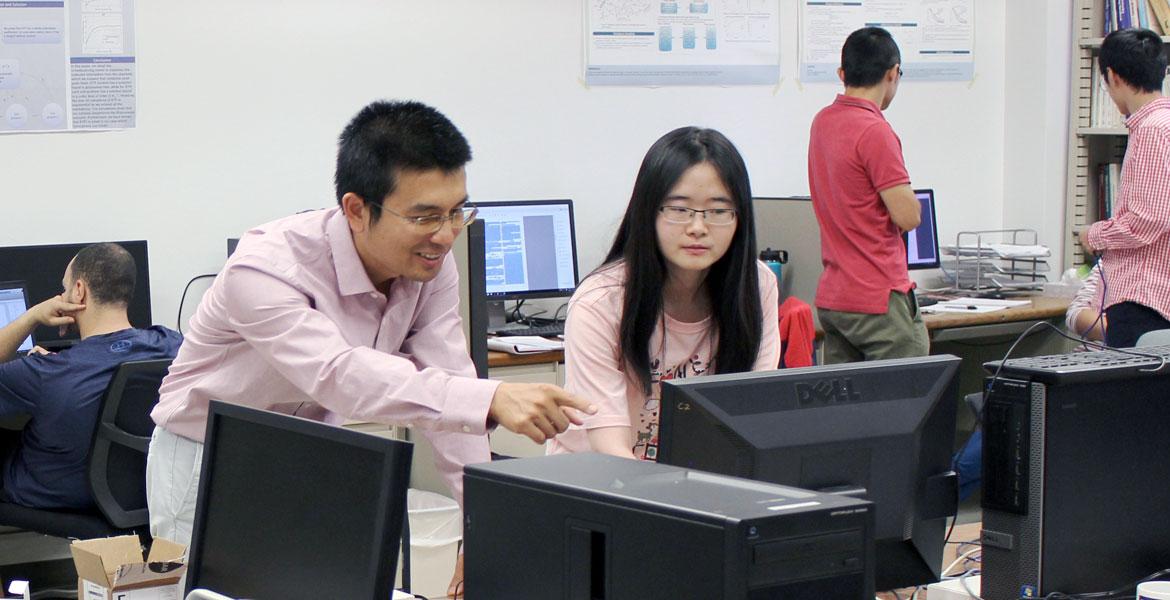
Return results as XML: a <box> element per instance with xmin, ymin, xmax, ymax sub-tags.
<box><xmin>1090</xmin><ymin>60</ymin><xmax>1126</xmax><ymax>128</ymax></box>
<box><xmin>1098</xmin><ymin>161</ymin><xmax>1121</xmax><ymax>219</ymax></box>
<box><xmin>1106</xmin><ymin>0</ymin><xmax>1168</xmax><ymax>34</ymax></box>
<box><xmin>1151</xmin><ymin>0</ymin><xmax>1170</xmax><ymax>33</ymax></box>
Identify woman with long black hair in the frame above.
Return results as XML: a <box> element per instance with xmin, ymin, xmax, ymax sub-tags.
<box><xmin>547</xmin><ymin>127</ymin><xmax>780</xmax><ymax>460</ymax></box>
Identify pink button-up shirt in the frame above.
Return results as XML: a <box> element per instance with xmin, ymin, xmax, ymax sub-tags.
<box><xmin>1089</xmin><ymin>97</ymin><xmax>1170</xmax><ymax>321</ymax></box>
<box><xmin>151</xmin><ymin>207</ymin><xmax>499</xmax><ymax>504</ymax></box>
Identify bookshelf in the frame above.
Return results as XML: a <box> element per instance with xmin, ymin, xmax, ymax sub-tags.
<box><xmin>1065</xmin><ymin>0</ymin><xmax>1170</xmax><ymax>267</ymax></box>
<box><xmin>1066</xmin><ymin>1</ymin><xmax>1125</xmax><ymax>267</ymax></box>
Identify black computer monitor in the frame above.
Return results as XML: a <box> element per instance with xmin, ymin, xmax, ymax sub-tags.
<box><xmin>906</xmin><ymin>189</ymin><xmax>940</xmax><ymax>270</ymax></box>
<box><xmin>186</xmin><ymin>401</ymin><xmax>413</xmax><ymax>599</ymax></box>
<box><xmin>658</xmin><ymin>355</ymin><xmax>960</xmax><ymax>591</ymax></box>
<box><xmin>473</xmin><ymin>200</ymin><xmax>579</xmax><ymax>330</ymax></box>
<box><xmin>0</xmin><ymin>241</ymin><xmax>151</xmax><ymax>348</ymax></box>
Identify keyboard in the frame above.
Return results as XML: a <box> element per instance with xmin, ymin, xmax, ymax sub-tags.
<box><xmin>985</xmin><ymin>344</ymin><xmax>1170</xmax><ymax>384</ymax></box>
<box><xmin>493</xmin><ymin>323</ymin><xmax>565</xmax><ymax>338</ymax></box>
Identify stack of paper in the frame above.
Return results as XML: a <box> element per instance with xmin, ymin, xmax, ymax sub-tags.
<box><xmin>488</xmin><ymin>336</ymin><xmax>564</xmax><ymax>355</ymax></box>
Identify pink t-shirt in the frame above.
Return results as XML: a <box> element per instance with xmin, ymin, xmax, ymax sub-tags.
<box><xmin>546</xmin><ymin>260</ymin><xmax>781</xmax><ymax>460</ymax></box>
<box><xmin>808</xmin><ymin>94</ymin><xmax>913</xmax><ymax>314</ymax></box>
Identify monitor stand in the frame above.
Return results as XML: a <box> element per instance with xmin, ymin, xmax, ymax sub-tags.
<box><xmin>486</xmin><ymin>300</ymin><xmax>517</xmax><ymax>334</ymax></box>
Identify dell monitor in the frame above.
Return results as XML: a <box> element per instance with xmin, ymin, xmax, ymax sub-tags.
<box><xmin>0</xmin><ymin>241</ymin><xmax>151</xmax><ymax>348</ymax></box>
<box><xmin>187</xmin><ymin>401</ymin><xmax>413</xmax><ymax>599</ymax></box>
<box><xmin>473</xmin><ymin>200</ymin><xmax>579</xmax><ymax>331</ymax></box>
<box><xmin>906</xmin><ymin>189</ymin><xmax>940</xmax><ymax>270</ymax></box>
<box><xmin>658</xmin><ymin>355</ymin><xmax>960</xmax><ymax>591</ymax></box>
<box><xmin>0</xmin><ymin>281</ymin><xmax>34</xmax><ymax>353</ymax></box>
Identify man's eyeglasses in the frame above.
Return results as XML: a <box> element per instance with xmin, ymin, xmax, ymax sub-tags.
<box><xmin>370</xmin><ymin>202</ymin><xmax>478</xmax><ymax>234</ymax></box>
<box><xmin>898</xmin><ymin>67</ymin><xmax>904</xmax><ymax>77</ymax></box>
<box><xmin>658</xmin><ymin>205</ymin><xmax>737</xmax><ymax>225</ymax></box>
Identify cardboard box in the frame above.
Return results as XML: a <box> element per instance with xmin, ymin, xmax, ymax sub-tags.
<box><xmin>70</xmin><ymin>536</ymin><xmax>186</xmax><ymax>600</ymax></box>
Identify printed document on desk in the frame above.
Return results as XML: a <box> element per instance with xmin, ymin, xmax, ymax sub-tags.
<box><xmin>488</xmin><ymin>336</ymin><xmax>564</xmax><ymax>355</ymax></box>
<box><xmin>926</xmin><ymin>297</ymin><xmax>1031</xmax><ymax>314</ymax></box>
<box><xmin>961</xmin><ymin>297</ymin><xmax>1032</xmax><ymax>308</ymax></box>
<box><xmin>927</xmin><ymin>304</ymin><xmax>1008</xmax><ymax>314</ymax></box>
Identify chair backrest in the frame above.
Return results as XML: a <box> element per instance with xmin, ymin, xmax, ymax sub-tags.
<box><xmin>88</xmin><ymin>358</ymin><xmax>173</xmax><ymax>529</ymax></box>
<box><xmin>1136</xmin><ymin>328</ymin><xmax>1170</xmax><ymax>348</ymax></box>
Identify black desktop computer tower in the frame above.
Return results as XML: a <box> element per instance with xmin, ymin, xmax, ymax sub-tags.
<box><xmin>980</xmin><ymin>353</ymin><xmax>1170</xmax><ymax>600</ymax></box>
<box><xmin>465</xmin><ymin>453</ymin><xmax>875</xmax><ymax>599</ymax></box>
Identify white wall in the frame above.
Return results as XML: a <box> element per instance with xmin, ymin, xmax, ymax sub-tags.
<box><xmin>1003</xmin><ymin>1</ymin><xmax>1073</xmax><ymax>270</ymax></box>
<box><xmin>0</xmin><ymin>0</ymin><xmax>1051</xmax><ymax>325</ymax></box>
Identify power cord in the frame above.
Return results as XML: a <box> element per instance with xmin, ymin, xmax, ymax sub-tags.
<box><xmin>1079</xmin><ymin>258</ymin><xmax>1108</xmax><ymax>351</ymax></box>
<box><xmin>984</xmin><ymin>320</ymin><xmax>1169</xmax><ymax>406</ymax></box>
<box><xmin>508</xmin><ymin>300</ymin><xmax>550</xmax><ymax>325</ymax></box>
<box><xmin>176</xmin><ymin>274</ymin><xmax>217</xmax><ymax>334</ymax></box>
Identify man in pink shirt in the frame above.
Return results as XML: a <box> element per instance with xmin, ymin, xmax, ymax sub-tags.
<box><xmin>1079</xmin><ymin>27</ymin><xmax>1170</xmax><ymax>348</ymax></box>
<box><xmin>146</xmin><ymin>100</ymin><xmax>595</xmax><ymax>560</ymax></box>
<box><xmin>807</xmin><ymin>27</ymin><xmax>928</xmax><ymax>363</ymax></box>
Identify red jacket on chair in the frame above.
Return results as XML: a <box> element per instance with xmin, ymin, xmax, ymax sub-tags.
<box><xmin>778</xmin><ymin>297</ymin><xmax>815</xmax><ymax>368</ymax></box>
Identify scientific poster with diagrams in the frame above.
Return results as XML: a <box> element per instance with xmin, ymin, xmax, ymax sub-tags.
<box><xmin>800</xmin><ymin>0</ymin><xmax>973</xmax><ymax>83</ymax></box>
<box><xmin>0</xmin><ymin>0</ymin><xmax>135</xmax><ymax>133</ymax></box>
<box><xmin>586</xmin><ymin>0</ymin><xmax>780</xmax><ymax>86</ymax></box>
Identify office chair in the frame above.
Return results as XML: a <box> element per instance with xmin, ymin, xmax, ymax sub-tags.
<box><xmin>1136</xmin><ymin>328</ymin><xmax>1170</xmax><ymax>348</ymax></box>
<box><xmin>0</xmin><ymin>358</ymin><xmax>172</xmax><ymax>540</ymax></box>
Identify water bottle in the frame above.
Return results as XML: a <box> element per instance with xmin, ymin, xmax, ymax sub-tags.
<box><xmin>760</xmin><ymin>248</ymin><xmax>788</xmax><ymax>283</ymax></box>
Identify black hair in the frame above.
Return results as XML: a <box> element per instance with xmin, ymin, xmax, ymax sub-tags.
<box><xmin>600</xmin><ymin>127</ymin><xmax>763</xmax><ymax>392</ymax></box>
<box><xmin>841</xmin><ymin>27</ymin><xmax>901</xmax><ymax>88</ymax></box>
<box><xmin>70</xmin><ymin>243</ymin><xmax>136</xmax><ymax>306</ymax></box>
<box><xmin>334</xmin><ymin>100</ymin><xmax>472</xmax><ymax>221</ymax></box>
<box><xmin>1099</xmin><ymin>28</ymin><xmax>1168</xmax><ymax>93</ymax></box>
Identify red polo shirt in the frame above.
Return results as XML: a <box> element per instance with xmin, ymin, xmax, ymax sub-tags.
<box><xmin>808</xmin><ymin>94</ymin><xmax>913</xmax><ymax>314</ymax></box>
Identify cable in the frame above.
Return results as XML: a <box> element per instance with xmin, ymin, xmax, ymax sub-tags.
<box><xmin>942</xmin><ymin>546</ymin><xmax>983</xmax><ymax>578</ymax></box>
<box><xmin>984</xmin><ymin>320</ymin><xmax>1169</xmax><ymax>406</ymax></box>
<box><xmin>1080</xmin><ymin>258</ymin><xmax>1108</xmax><ymax>351</ymax></box>
<box><xmin>509</xmin><ymin>299</ymin><xmax>525</xmax><ymax>323</ymax></box>
<box><xmin>508</xmin><ymin>300</ymin><xmax>550</xmax><ymax>325</ymax></box>
<box><xmin>176</xmin><ymin>274</ymin><xmax>217</xmax><ymax>334</ymax></box>
<box><xmin>959</xmin><ymin>569</ymin><xmax>982</xmax><ymax>599</ymax></box>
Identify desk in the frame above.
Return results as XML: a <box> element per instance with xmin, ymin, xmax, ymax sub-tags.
<box><xmin>923</xmin><ymin>295</ymin><xmax>1070</xmax><ymax>342</ymax></box>
<box><xmin>487</xmin><ymin>349</ymin><xmax>563</xmax><ymax>369</ymax></box>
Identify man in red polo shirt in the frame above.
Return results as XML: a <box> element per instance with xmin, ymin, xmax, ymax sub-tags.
<box><xmin>807</xmin><ymin>26</ymin><xmax>928</xmax><ymax>364</ymax></box>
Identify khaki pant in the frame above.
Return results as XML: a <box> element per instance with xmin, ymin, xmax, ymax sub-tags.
<box><xmin>819</xmin><ymin>291</ymin><xmax>930</xmax><ymax>364</ymax></box>
<box><xmin>146</xmin><ymin>426</ymin><xmax>204</xmax><ymax>546</ymax></box>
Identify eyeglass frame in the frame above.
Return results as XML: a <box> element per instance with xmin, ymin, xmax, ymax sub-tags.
<box><xmin>366</xmin><ymin>200</ymin><xmax>479</xmax><ymax>234</ymax></box>
<box><xmin>657</xmin><ymin>205</ymin><xmax>738</xmax><ymax>225</ymax></box>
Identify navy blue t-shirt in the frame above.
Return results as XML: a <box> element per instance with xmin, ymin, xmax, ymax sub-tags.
<box><xmin>0</xmin><ymin>326</ymin><xmax>182</xmax><ymax>509</ymax></box>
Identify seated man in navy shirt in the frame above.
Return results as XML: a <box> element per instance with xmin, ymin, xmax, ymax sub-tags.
<box><xmin>0</xmin><ymin>242</ymin><xmax>182</xmax><ymax>510</ymax></box>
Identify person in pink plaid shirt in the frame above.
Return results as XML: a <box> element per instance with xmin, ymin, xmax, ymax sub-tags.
<box><xmin>1080</xmin><ymin>28</ymin><xmax>1170</xmax><ymax>348</ymax></box>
